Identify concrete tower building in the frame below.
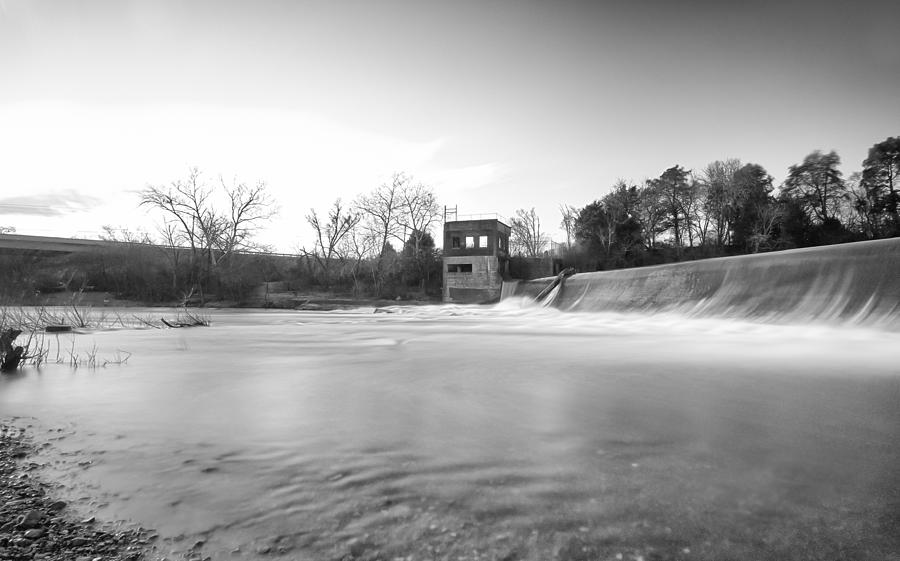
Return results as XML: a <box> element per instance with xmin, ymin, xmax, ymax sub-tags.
<box><xmin>442</xmin><ymin>216</ymin><xmax>510</xmax><ymax>303</ymax></box>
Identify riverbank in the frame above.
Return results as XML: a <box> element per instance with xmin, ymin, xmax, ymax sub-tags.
<box><xmin>0</xmin><ymin>421</ymin><xmax>155</xmax><ymax>561</ymax></box>
<box><xmin>23</xmin><ymin>288</ymin><xmax>442</xmax><ymax>311</ymax></box>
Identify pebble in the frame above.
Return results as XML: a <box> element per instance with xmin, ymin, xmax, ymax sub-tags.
<box><xmin>20</xmin><ymin>509</ymin><xmax>44</xmax><ymax>528</ymax></box>
<box><xmin>24</xmin><ymin>528</ymin><xmax>46</xmax><ymax>539</ymax></box>
<box><xmin>1</xmin><ymin>422</ymin><xmax>156</xmax><ymax>561</ymax></box>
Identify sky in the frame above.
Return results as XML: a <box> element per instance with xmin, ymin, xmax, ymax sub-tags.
<box><xmin>1</xmin><ymin>0</ymin><xmax>898</xmax><ymax>252</ymax></box>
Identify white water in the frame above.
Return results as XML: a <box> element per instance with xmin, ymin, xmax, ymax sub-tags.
<box><xmin>2</xmin><ymin>306</ymin><xmax>899</xmax><ymax>560</ymax></box>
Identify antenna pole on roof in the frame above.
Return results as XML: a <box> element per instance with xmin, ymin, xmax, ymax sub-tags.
<box><xmin>444</xmin><ymin>205</ymin><xmax>457</xmax><ymax>222</ymax></box>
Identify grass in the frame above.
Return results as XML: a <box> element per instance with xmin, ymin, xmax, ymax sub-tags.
<box><xmin>0</xmin><ymin>304</ymin><xmax>208</xmax><ymax>371</ymax></box>
<box><xmin>0</xmin><ymin>304</ymin><xmax>210</xmax><ymax>331</ymax></box>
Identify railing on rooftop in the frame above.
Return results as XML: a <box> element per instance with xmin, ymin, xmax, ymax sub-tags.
<box><xmin>449</xmin><ymin>212</ymin><xmax>508</xmax><ymax>224</ymax></box>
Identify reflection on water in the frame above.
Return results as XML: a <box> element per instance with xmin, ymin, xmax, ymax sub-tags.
<box><xmin>1</xmin><ymin>306</ymin><xmax>899</xmax><ymax>560</ymax></box>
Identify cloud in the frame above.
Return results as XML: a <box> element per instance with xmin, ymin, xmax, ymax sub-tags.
<box><xmin>0</xmin><ymin>101</ymin><xmax>448</xmax><ymax>250</ymax></box>
<box><xmin>0</xmin><ymin>189</ymin><xmax>103</xmax><ymax>216</ymax></box>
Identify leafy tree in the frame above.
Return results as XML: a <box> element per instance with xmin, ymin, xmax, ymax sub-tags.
<box><xmin>776</xmin><ymin>194</ymin><xmax>813</xmax><ymax>248</ymax></box>
<box><xmin>680</xmin><ymin>175</ymin><xmax>704</xmax><ymax>247</ymax></box>
<box><xmin>861</xmin><ymin>136</ymin><xmax>900</xmax><ymax>235</ymax></box>
<box><xmin>731</xmin><ymin>164</ymin><xmax>777</xmax><ymax>252</ymax></box>
<box><xmin>401</xmin><ymin>231</ymin><xmax>439</xmax><ymax>291</ymax></box>
<box><xmin>602</xmin><ymin>182</ymin><xmax>646</xmax><ymax>262</ymax></box>
<box><xmin>699</xmin><ymin>159</ymin><xmax>742</xmax><ymax>247</ymax></box>
<box><xmin>636</xmin><ymin>180</ymin><xmax>667</xmax><ymax>249</ymax></box>
<box><xmin>574</xmin><ymin>201</ymin><xmax>611</xmax><ymax>257</ymax></box>
<box><xmin>845</xmin><ymin>172</ymin><xmax>880</xmax><ymax>238</ymax></box>
<box><xmin>648</xmin><ymin>165</ymin><xmax>691</xmax><ymax>251</ymax></box>
<box><xmin>781</xmin><ymin>151</ymin><xmax>846</xmax><ymax>224</ymax></box>
<box><xmin>574</xmin><ymin>181</ymin><xmax>639</xmax><ymax>257</ymax></box>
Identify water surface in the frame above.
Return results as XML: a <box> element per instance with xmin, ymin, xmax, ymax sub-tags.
<box><xmin>2</xmin><ymin>305</ymin><xmax>898</xmax><ymax>560</ymax></box>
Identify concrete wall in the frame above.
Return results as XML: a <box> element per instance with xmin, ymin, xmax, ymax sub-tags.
<box><xmin>443</xmin><ymin>255</ymin><xmax>503</xmax><ymax>303</ymax></box>
<box><xmin>443</xmin><ymin>219</ymin><xmax>510</xmax><ymax>259</ymax></box>
<box><xmin>508</xmin><ymin>255</ymin><xmax>557</xmax><ymax>280</ymax></box>
<box><xmin>506</xmin><ymin>238</ymin><xmax>900</xmax><ymax>330</ymax></box>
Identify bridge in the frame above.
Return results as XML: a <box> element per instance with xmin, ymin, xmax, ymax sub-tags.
<box><xmin>0</xmin><ymin>233</ymin><xmax>115</xmax><ymax>254</ymax></box>
<box><xmin>0</xmin><ymin>233</ymin><xmax>301</xmax><ymax>260</ymax></box>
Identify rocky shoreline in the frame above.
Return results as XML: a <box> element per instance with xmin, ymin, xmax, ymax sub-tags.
<box><xmin>0</xmin><ymin>422</ymin><xmax>155</xmax><ymax>561</ymax></box>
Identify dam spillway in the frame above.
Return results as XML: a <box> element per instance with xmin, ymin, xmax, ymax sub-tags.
<box><xmin>505</xmin><ymin>238</ymin><xmax>900</xmax><ymax>329</ymax></box>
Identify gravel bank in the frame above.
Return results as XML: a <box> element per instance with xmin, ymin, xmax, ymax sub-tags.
<box><xmin>1</xmin><ymin>422</ymin><xmax>154</xmax><ymax>561</ymax></box>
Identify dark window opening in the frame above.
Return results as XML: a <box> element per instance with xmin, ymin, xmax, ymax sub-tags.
<box><xmin>447</xmin><ymin>263</ymin><xmax>473</xmax><ymax>273</ymax></box>
<box><xmin>451</xmin><ymin>236</ymin><xmax>461</xmax><ymax>248</ymax></box>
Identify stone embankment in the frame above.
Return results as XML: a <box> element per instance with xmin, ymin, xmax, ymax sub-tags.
<box><xmin>1</xmin><ymin>422</ymin><xmax>154</xmax><ymax>561</ymax></box>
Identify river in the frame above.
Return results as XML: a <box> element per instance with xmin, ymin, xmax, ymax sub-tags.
<box><xmin>1</xmin><ymin>304</ymin><xmax>899</xmax><ymax>560</ymax></box>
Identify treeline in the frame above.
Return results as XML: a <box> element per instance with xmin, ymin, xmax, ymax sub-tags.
<box><xmin>531</xmin><ymin>136</ymin><xmax>898</xmax><ymax>271</ymax></box>
<box><xmin>0</xmin><ymin>170</ymin><xmax>444</xmax><ymax>305</ymax></box>
<box><xmin>2</xmin><ymin>136</ymin><xmax>896</xmax><ymax>305</ymax></box>
<box><xmin>296</xmin><ymin>172</ymin><xmax>442</xmax><ymax>298</ymax></box>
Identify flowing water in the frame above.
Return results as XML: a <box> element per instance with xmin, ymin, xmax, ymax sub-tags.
<box><xmin>512</xmin><ymin>238</ymin><xmax>900</xmax><ymax>329</ymax></box>
<box><xmin>2</xmin><ymin>304</ymin><xmax>899</xmax><ymax>561</ymax></box>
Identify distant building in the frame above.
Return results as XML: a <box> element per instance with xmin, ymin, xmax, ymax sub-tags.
<box><xmin>442</xmin><ymin>217</ymin><xmax>510</xmax><ymax>303</ymax></box>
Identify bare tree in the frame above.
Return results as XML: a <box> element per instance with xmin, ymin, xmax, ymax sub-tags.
<box><xmin>100</xmin><ymin>225</ymin><xmax>153</xmax><ymax>244</ymax></box>
<box><xmin>355</xmin><ymin>172</ymin><xmax>441</xmax><ymax>293</ymax></box>
<box><xmin>339</xmin><ymin>221</ymin><xmax>378</xmax><ymax>295</ymax></box>
<box><xmin>559</xmin><ymin>204</ymin><xmax>578</xmax><ymax>250</ymax></box>
<box><xmin>636</xmin><ymin>181</ymin><xmax>666</xmax><ymax>249</ymax></box>
<box><xmin>509</xmin><ymin>207</ymin><xmax>548</xmax><ymax>257</ymax></box>
<box><xmin>140</xmin><ymin>167</ymin><xmax>208</xmax><ymax>266</ymax></box>
<box><xmin>157</xmin><ymin>222</ymin><xmax>186</xmax><ymax>293</ymax></box>
<box><xmin>356</xmin><ymin>173</ymin><xmax>405</xmax><ymax>256</ymax></box>
<box><xmin>748</xmin><ymin>200</ymin><xmax>781</xmax><ymax>253</ymax></box>
<box><xmin>140</xmin><ymin>167</ymin><xmax>275</xmax><ymax>301</ymax></box>
<box><xmin>214</xmin><ymin>176</ymin><xmax>277</xmax><ymax>259</ymax></box>
<box><xmin>0</xmin><ymin>226</ymin><xmax>15</xmax><ymax>235</ymax></box>
<box><xmin>304</xmin><ymin>199</ymin><xmax>361</xmax><ymax>286</ymax></box>
<box><xmin>397</xmin><ymin>178</ymin><xmax>441</xmax><ymax>253</ymax></box>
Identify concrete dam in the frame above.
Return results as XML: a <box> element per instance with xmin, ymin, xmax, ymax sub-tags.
<box><xmin>505</xmin><ymin>237</ymin><xmax>900</xmax><ymax>330</ymax></box>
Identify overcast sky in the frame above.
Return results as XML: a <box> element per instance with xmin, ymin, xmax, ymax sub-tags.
<box><xmin>1</xmin><ymin>0</ymin><xmax>898</xmax><ymax>251</ymax></box>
